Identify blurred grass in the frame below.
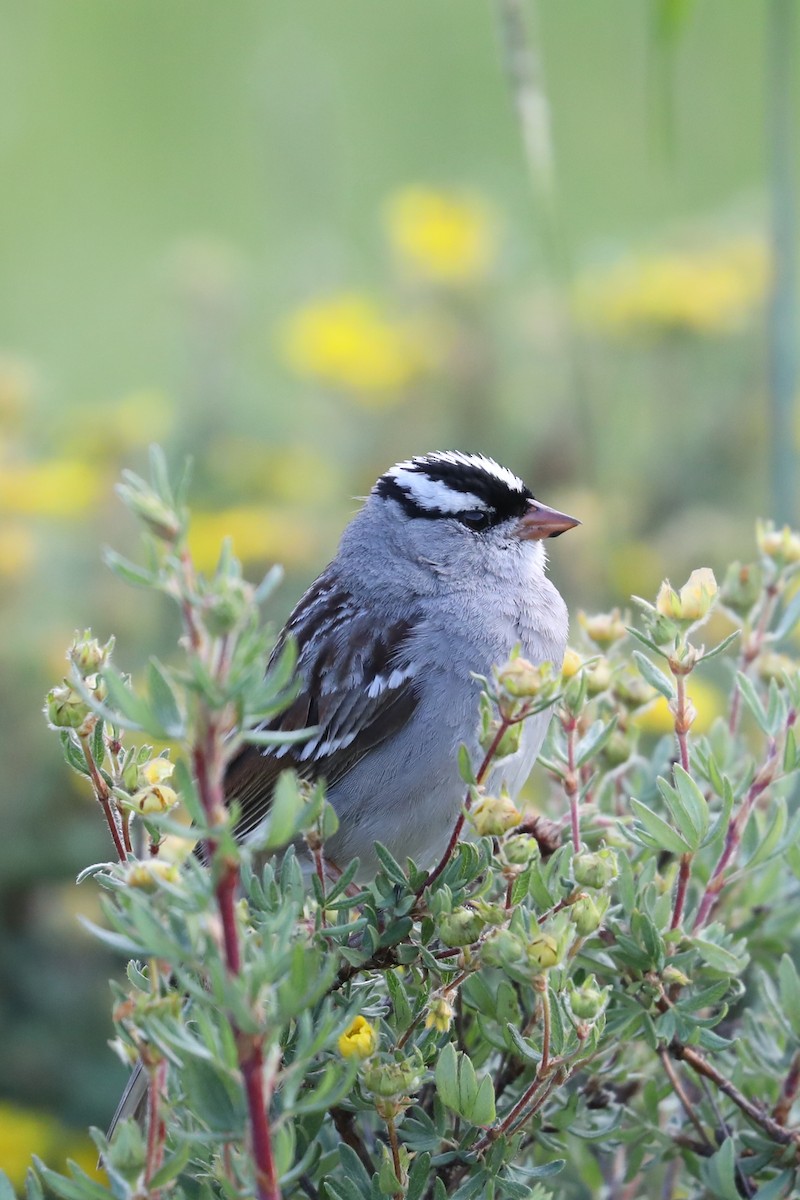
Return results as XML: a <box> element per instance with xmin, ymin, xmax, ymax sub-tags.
<box><xmin>0</xmin><ymin>0</ymin><xmax>796</xmax><ymax>1182</ymax></box>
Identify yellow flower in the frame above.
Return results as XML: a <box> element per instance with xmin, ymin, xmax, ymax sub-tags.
<box><xmin>338</xmin><ymin>1014</ymin><xmax>378</xmax><ymax>1059</ymax></box>
<box><xmin>0</xmin><ymin>459</ymin><xmax>103</xmax><ymax>517</ymax></box>
<box><xmin>560</xmin><ymin>648</ymin><xmax>583</xmax><ymax>679</ymax></box>
<box><xmin>188</xmin><ymin>506</ymin><xmax>317</xmax><ymax>573</ymax></box>
<box><xmin>425</xmin><ymin>995</ymin><xmax>455</xmax><ymax>1033</ymax></box>
<box><xmin>281</xmin><ymin>293</ymin><xmax>424</xmax><ymax>399</ymax></box>
<box><xmin>470</xmin><ymin>790</ymin><xmax>522</xmax><ymax>837</ymax></box>
<box><xmin>0</xmin><ymin>1102</ymin><xmax>59</xmax><ymax>1187</ymax></box>
<box><xmin>656</xmin><ymin>568</ymin><xmax>718</xmax><ymax>623</ymax></box>
<box><xmin>574</xmin><ymin>237</ymin><xmax>768</xmax><ymax>337</ymax></box>
<box><xmin>385</xmin><ymin>186</ymin><xmax>495</xmax><ymax>283</ymax></box>
<box><xmin>141</xmin><ymin>757</ymin><xmax>175</xmax><ymax>786</ymax></box>
<box><xmin>0</xmin><ymin>522</ymin><xmax>36</xmax><ymax>577</ymax></box>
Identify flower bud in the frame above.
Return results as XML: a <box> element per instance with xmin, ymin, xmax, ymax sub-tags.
<box><xmin>719</xmin><ymin>561</ymin><xmax>763</xmax><ymax>617</ymax></box>
<box><xmin>502</xmin><ymin>833</ymin><xmax>541</xmax><ymax>866</ymax></box>
<box><xmin>362</xmin><ymin>1053</ymin><xmax>423</xmax><ymax>1098</ymax></box>
<box><xmin>657</xmin><ymin>568</ymin><xmax>717</xmax><ymax>624</ymax></box>
<box><xmin>757</xmin><ymin>520</ymin><xmax>800</xmax><ymax>565</ymax></box>
<box><xmin>573</xmin><ymin>848</ymin><xmax>618</xmax><ymax>890</ymax></box>
<box><xmin>570</xmin><ymin>893</ymin><xmax>606</xmax><ymax>936</ymax></box>
<box><xmin>496</xmin><ymin>657</ymin><xmax>555</xmax><ymax>698</ymax></box>
<box><xmin>585</xmin><ymin>657</ymin><xmax>612</xmax><ymax>696</ymax></box>
<box><xmin>480</xmin><ymin>718</ymin><xmax>523</xmax><ymax>759</ymax></box>
<box><xmin>69</xmin><ymin>630</ymin><xmax>114</xmax><ymax>676</ymax></box>
<box><xmin>203</xmin><ymin>579</ymin><xmax>252</xmax><ymax>637</ymax></box>
<box><xmin>438</xmin><ymin>906</ymin><xmax>484</xmax><ymax>948</ymax></box>
<box><xmin>662</xmin><ymin>965</ymin><xmax>691</xmax><ymax>988</ymax></box>
<box><xmin>128</xmin><ymin>493</ymin><xmax>181</xmax><ymax>543</ymax></box>
<box><xmin>481</xmin><ymin>928</ymin><xmax>527</xmax><ymax>969</ymax></box>
<box><xmin>126</xmin><ymin>860</ymin><xmax>181</xmax><ymax>891</ymax></box>
<box><xmin>337</xmin><ymin>1015</ymin><xmax>378</xmax><ymax>1059</ymax></box>
<box><xmin>424</xmin><ymin>996</ymin><xmax>455</xmax><ymax>1033</ymax></box>
<box><xmin>613</xmin><ymin>672</ymin><xmax>655</xmax><ymax>710</ymax></box>
<box><xmin>45</xmin><ymin>682</ymin><xmax>91</xmax><ymax>730</ymax></box>
<box><xmin>560</xmin><ymin>648</ymin><xmax>583</xmax><ymax>680</ymax></box>
<box><xmin>527</xmin><ymin>932</ymin><xmax>560</xmax><ymax>971</ymax></box>
<box><xmin>579</xmin><ymin>609</ymin><xmax>627</xmax><ymax>648</ymax></box>
<box><xmin>600</xmin><ymin>728</ymin><xmax>635</xmax><ymax>768</ymax></box>
<box><xmin>567</xmin><ymin>975</ymin><xmax>608</xmax><ymax>1020</ymax></box>
<box><xmin>470</xmin><ymin>790</ymin><xmax>521</xmax><ymax>837</ymax></box>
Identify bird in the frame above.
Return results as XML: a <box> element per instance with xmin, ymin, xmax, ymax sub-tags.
<box><xmin>106</xmin><ymin>450</ymin><xmax>578</xmax><ymax>1139</ymax></box>
<box><xmin>225</xmin><ymin>450</ymin><xmax>579</xmax><ymax>878</ymax></box>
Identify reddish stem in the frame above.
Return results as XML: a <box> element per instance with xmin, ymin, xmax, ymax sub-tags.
<box><xmin>79</xmin><ymin>733</ymin><xmax>127</xmax><ymax>862</ymax></box>
<box><xmin>419</xmin><ymin>712</ymin><xmax>516</xmax><ymax>896</ymax></box>
<box><xmin>241</xmin><ymin>1041</ymin><xmax>281</xmax><ymax>1200</ymax></box>
<box><xmin>692</xmin><ymin>741</ymin><xmax>778</xmax><ymax>931</ymax></box>
<box><xmin>145</xmin><ymin>1058</ymin><xmax>168</xmax><ymax>1194</ymax></box>
<box><xmin>670</xmin><ymin>854</ymin><xmax>692</xmax><ymax>930</ymax></box>
<box><xmin>562</xmin><ymin>712</ymin><xmax>580</xmax><ymax>853</ymax></box>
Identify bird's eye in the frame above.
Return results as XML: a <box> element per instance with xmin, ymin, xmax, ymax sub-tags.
<box><xmin>458</xmin><ymin>510</ymin><xmax>492</xmax><ymax>531</ymax></box>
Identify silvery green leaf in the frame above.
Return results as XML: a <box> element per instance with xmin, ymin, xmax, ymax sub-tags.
<box><xmin>630</xmin><ymin>797</ymin><xmax>692</xmax><ymax>854</ymax></box>
<box><xmin>632</xmin><ymin>651</ymin><xmax>675</xmax><ymax>699</ymax></box>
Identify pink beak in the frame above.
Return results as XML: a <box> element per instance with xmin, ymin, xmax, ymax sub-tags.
<box><xmin>515</xmin><ymin>499</ymin><xmax>581</xmax><ymax>541</ymax></box>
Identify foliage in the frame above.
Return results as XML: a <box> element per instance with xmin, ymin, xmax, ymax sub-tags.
<box><xmin>7</xmin><ymin>450</ymin><xmax>800</xmax><ymax>1199</ymax></box>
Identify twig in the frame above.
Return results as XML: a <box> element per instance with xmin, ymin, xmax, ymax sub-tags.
<box><xmin>561</xmin><ymin>712</ymin><xmax>581</xmax><ymax>853</ymax></box>
<box><xmin>671</xmin><ymin>1040</ymin><xmax>800</xmax><ymax>1146</ymax></box>
<box><xmin>658</xmin><ymin>1047</ymin><xmax>713</xmax><ymax>1150</ymax></box>
<box><xmin>79</xmin><ymin>731</ymin><xmax>127</xmax><ymax>862</ymax></box>
<box><xmin>692</xmin><ymin>738</ymin><xmax>779</xmax><ymax>931</ymax></box>
<box><xmin>417</xmin><ymin>712</ymin><xmax>516</xmax><ymax>896</ymax></box>
<box><xmin>144</xmin><ymin>1058</ymin><xmax>169</xmax><ymax>1195</ymax></box>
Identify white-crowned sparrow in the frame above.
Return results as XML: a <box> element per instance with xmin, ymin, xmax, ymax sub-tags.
<box><xmin>226</xmin><ymin>450</ymin><xmax>579</xmax><ymax>877</ymax></box>
<box><xmin>107</xmin><ymin>450</ymin><xmax>578</xmax><ymax>1137</ymax></box>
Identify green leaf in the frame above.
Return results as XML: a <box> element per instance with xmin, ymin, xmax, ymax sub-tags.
<box><xmin>373</xmin><ymin>842</ymin><xmax>409</xmax><ymax>887</ymax></box>
<box><xmin>261</xmin><ymin>771</ymin><xmax>304</xmax><ymax>850</ymax></box>
<box><xmin>0</xmin><ymin>1173</ymin><xmax>16</xmax><ymax>1200</ymax></box>
<box><xmin>630</xmin><ymin>797</ymin><xmax>692</xmax><ymax>854</ymax></box>
<box><xmin>25</xmin><ymin>1169</ymin><xmax>44</xmax><ymax>1200</ymax></box>
<box><xmin>458</xmin><ymin>742</ymin><xmax>476</xmax><ymax>785</ymax></box>
<box><xmin>699</xmin><ymin>629</ymin><xmax>740</xmax><ymax>663</ymax></box>
<box><xmin>469</xmin><ymin>1073</ymin><xmax>496</xmax><ymax>1125</ymax></box>
<box><xmin>773</xmin><ymin>587</ymin><xmax>800</xmax><ymax>642</ymax></box>
<box><xmin>147</xmin><ymin>659</ymin><xmax>183</xmax><ymax>737</ymax></box>
<box><xmin>102</xmin><ymin>546</ymin><xmax>157</xmax><ymax>588</ymax></box>
<box><xmin>691</xmin><ymin>937</ymin><xmax>748</xmax><ymax>976</ymax></box>
<box><xmin>575</xmin><ymin>715</ymin><xmax>619</xmax><ymax>768</ymax></box>
<box><xmin>99</xmin><ymin>665</ymin><xmax>153</xmax><ymax>731</ymax></box>
<box><xmin>751</xmin><ymin>1170</ymin><xmax>796</xmax><ymax>1200</ymax></box>
<box><xmin>736</xmin><ymin>672</ymin><xmax>770</xmax><ymax>733</ymax></box>
<box><xmin>633</xmin><ymin>651</ymin><xmax>675</xmax><ymax>699</ymax></box>
<box><xmin>337</xmin><ymin>1145</ymin><xmax>371</xmax><ymax>1194</ymax></box>
<box><xmin>180</xmin><ymin>1059</ymin><xmax>246</xmax><ymax>1132</ymax></box>
<box><xmin>505</xmin><ymin>1022</ymin><xmax>540</xmax><ymax>1065</ymax></box>
<box><xmin>699</xmin><ymin>1138</ymin><xmax>741</xmax><ymax>1200</ymax></box>
<box><xmin>778</xmin><ymin>954</ymin><xmax>800</xmax><ymax>1039</ymax></box>
<box><xmin>406</xmin><ymin>1152</ymin><xmax>432</xmax><ymax>1200</ymax></box>
<box><xmin>148</xmin><ymin>1141</ymin><xmax>192</xmax><ymax>1189</ymax></box>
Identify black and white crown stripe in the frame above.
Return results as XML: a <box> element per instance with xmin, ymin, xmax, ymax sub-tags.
<box><xmin>374</xmin><ymin>451</ymin><xmax>533</xmax><ymax>522</ymax></box>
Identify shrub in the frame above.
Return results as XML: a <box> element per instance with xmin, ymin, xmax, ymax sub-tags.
<box><xmin>13</xmin><ymin>450</ymin><xmax>800</xmax><ymax>1200</ymax></box>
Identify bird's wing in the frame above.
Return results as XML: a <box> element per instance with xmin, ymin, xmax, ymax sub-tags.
<box><xmin>225</xmin><ymin>576</ymin><xmax>421</xmax><ymax>841</ymax></box>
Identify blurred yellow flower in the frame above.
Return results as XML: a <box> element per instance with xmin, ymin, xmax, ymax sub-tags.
<box><xmin>66</xmin><ymin>391</ymin><xmax>175</xmax><ymax>461</ymax></box>
<box><xmin>574</xmin><ymin>237</ymin><xmax>768</xmax><ymax>336</ymax></box>
<box><xmin>633</xmin><ymin>674</ymin><xmax>725</xmax><ymax>736</ymax></box>
<box><xmin>385</xmin><ymin>186</ymin><xmax>495</xmax><ymax>283</ymax></box>
<box><xmin>0</xmin><ymin>460</ymin><xmax>103</xmax><ymax>517</ymax></box>
<box><xmin>188</xmin><ymin>506</ymin><xmax>317</xmax><ymax>573</ymax></box>
<box><xmin>281</xmin><ymin>293</ymin><xmax>424</xmax><ymax>400</ymax></box>
<box><xmin>0</xmin><ymin>522</ymin><xmax>36</xmax><ymax>577</ymax></box>
<box><xmin>337</xmin><ymin>1014</ymin><xmax>378</xmax><ymax>1059</ymax></box>
<box><xmin>0</xmin><ymin>1102</ymin><xmax>63</xmax><ymax>1188</ymax></box>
